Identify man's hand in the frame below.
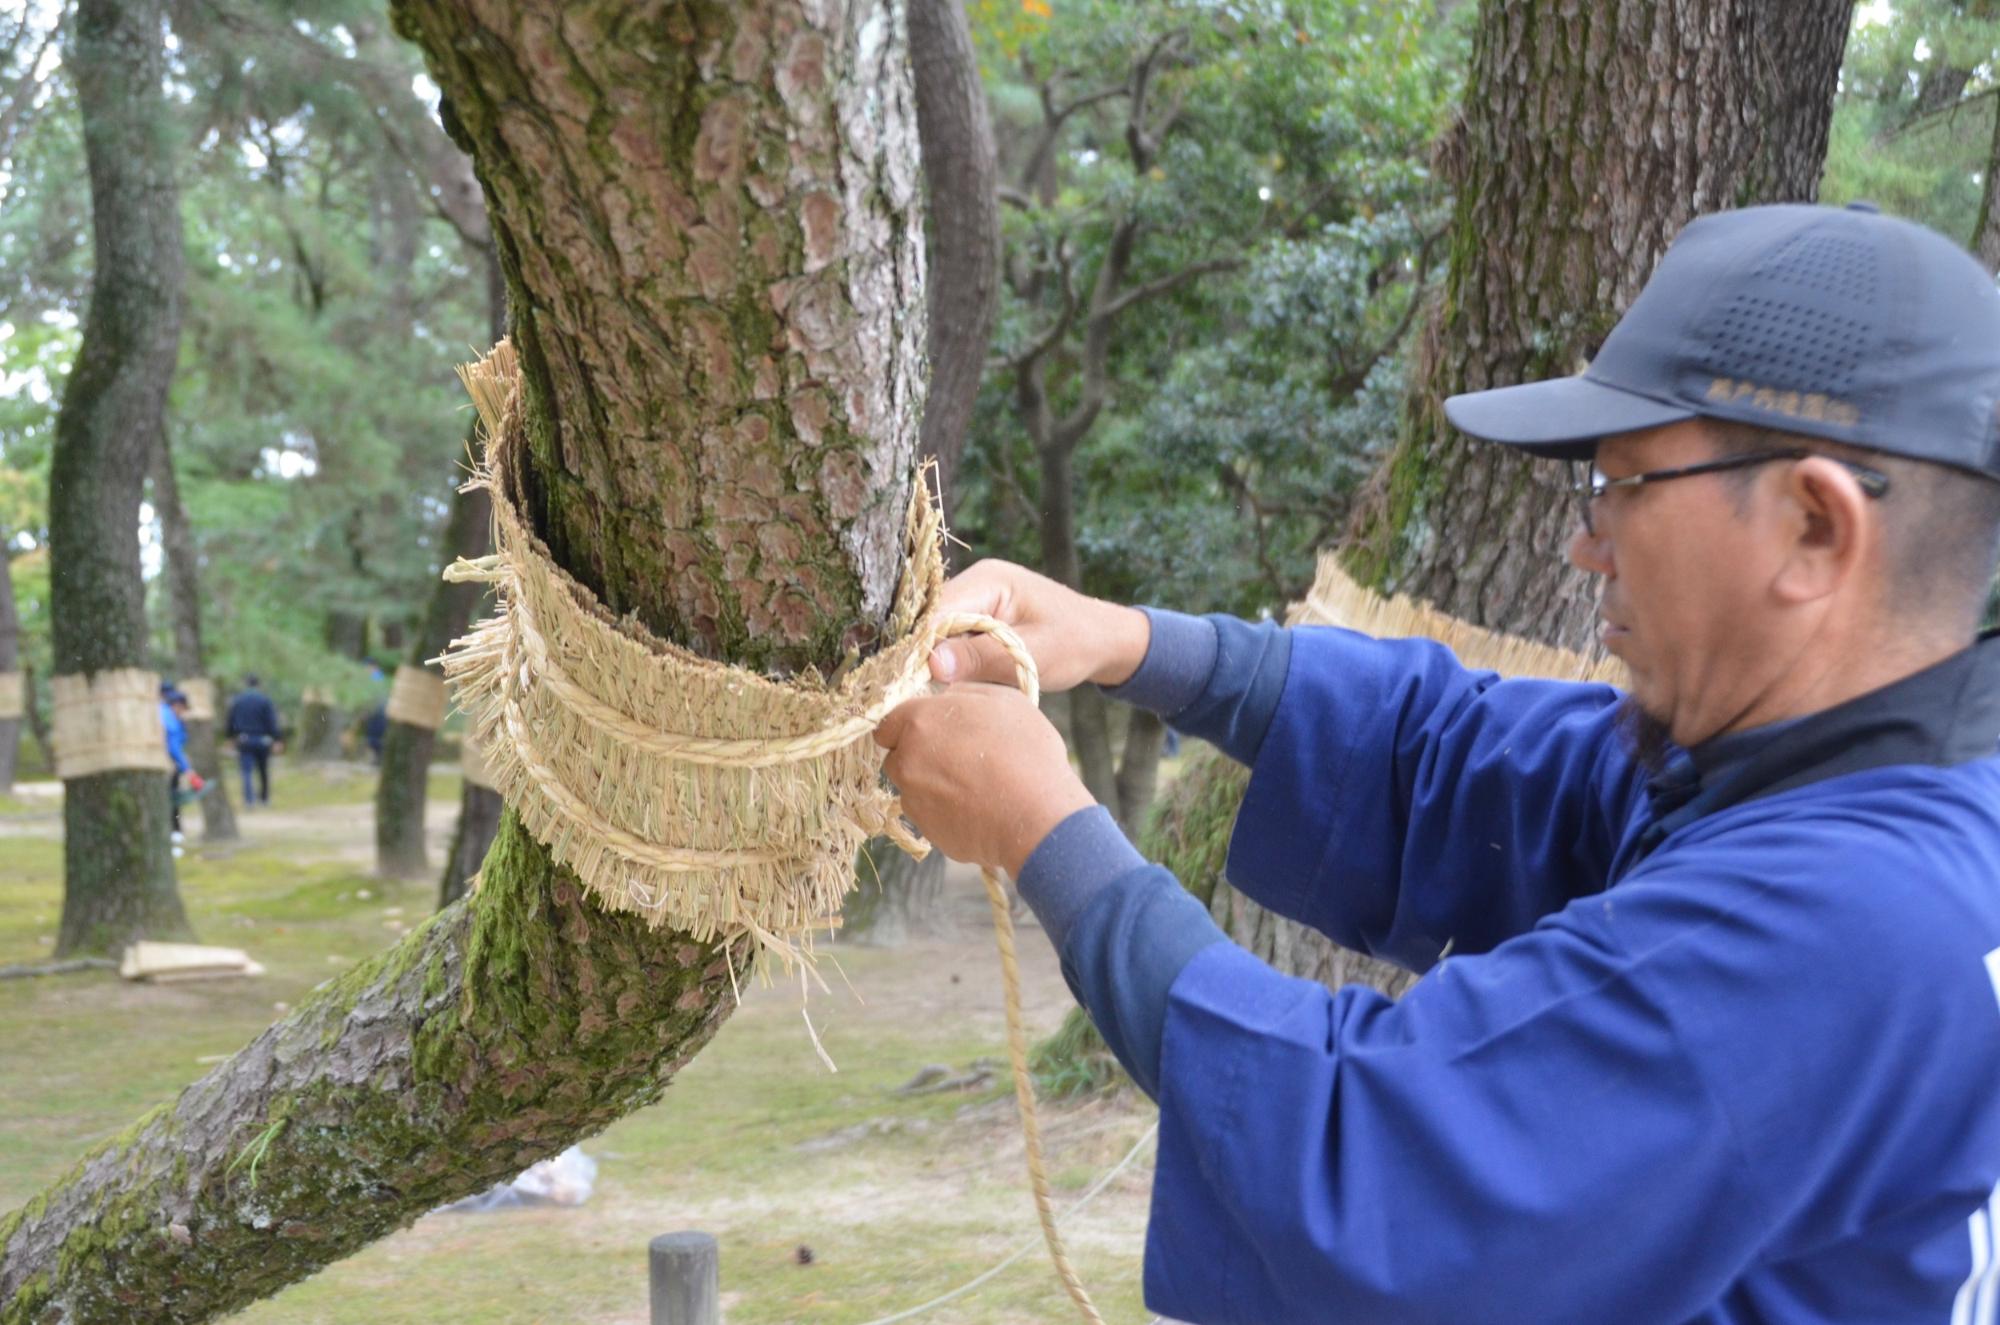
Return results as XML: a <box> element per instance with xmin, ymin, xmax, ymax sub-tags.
<box><xmin>928</xmin><ymin>560</ymin><xmax>1150</xmax><ymax>695</ymax></box>
<box><xmin>875</xmin><ymin>683</ymin><xmax>1096</xmax><ymax>876</ymax></box>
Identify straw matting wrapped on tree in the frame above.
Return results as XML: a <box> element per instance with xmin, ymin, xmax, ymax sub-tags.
<box><xmin>0</xmin><ymin>2</ymin><xmax>933</xmax><ymax>1316</ymax></box>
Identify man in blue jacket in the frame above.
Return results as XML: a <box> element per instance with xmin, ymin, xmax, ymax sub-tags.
<box><xmin>225</xmin><ymin>674</ymin><xmax>283</xmax><ymax>806</ymax></box>
<box><xmin>877</xmin><ymin>203</ymin><xmax>2000</xmax><ymax>1322</ymax></box>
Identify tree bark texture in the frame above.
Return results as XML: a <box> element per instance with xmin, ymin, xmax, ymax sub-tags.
<box><xmin>46</xmin><ymin>0</ymin><xmax>193</xmax><ymax>956</ymax></box>
<box><xmin>1348</xmin><ymin>0</ymin><xmax>1854</xmax><ymax>652</ymax></box>
<box><xmin>0</xmin><ymin>550</ymin><xmax>20</xmax><ymax>794</ymax></box>
<box><xmin>1</xmin><ymin>0</ymin><xmax>926</xmax><ymax>1317</ymax></box>
<box><xmin>153</xmin><ymin>431</ymin><xmax>238</xmax><ymax>842</ymax></box>
<box><xmin>436</xmin><ymin>781</ymin><xmax>503</xmax><ymax>909</ymax></box>
<box><xmin>373</xmin><ymin>469</ymin><xmax>491</xmax><ymax>878</ymax></box>
<box><xmin>908</xmin><ymin>0</ymin><xmax>1000</xmax><ymax>518</ymax></box>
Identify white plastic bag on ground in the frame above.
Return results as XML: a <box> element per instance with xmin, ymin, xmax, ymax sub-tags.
<box><xmin>437</xmin><ymin>1146</ymin><xmax>597</xmax><ymax>1213</ymax></box>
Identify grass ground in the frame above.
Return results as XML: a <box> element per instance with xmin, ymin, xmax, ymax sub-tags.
<box><xmin>0</xmin><ymin>759</ymin><xmax>1160</xmax><ymax>1323</ymax></box>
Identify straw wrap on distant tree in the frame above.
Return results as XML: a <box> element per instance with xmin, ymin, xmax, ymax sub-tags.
<box><xmin>0</xmin><ymin>671</ymin><xmax>22</xmax><ymax>722</ymax></box>
<box><xmin>384</xmin><ymin>664</ymin><xmax>447</xmax><ymax>730</ymax></box>
<box><xmin>176</xmin><ymin>677</ymin><xmax>215</xmax><ymax>723</ymax></box>
<box><xmin>51</xmin><ymin>669</ymin><xmax>171</xmax><ymax>778</ymax></box>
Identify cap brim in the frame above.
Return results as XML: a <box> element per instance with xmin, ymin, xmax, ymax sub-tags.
<box><xmin>1442</xmin><ymin>375</ymin><xmax>1696</xmax><ymax>460</ymax></box>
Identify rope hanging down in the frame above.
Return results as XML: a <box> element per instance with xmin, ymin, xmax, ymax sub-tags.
<box><xmin>435</xmin><ymin>342</ymin><xmax>1106</xmax><ymax>1322</ymax></box>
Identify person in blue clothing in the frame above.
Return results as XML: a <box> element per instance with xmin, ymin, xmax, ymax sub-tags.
<box><xmin>224</xmin><ymin>673</ymin><xmax>283</xmax><ymax>807</ymax></box>
<box><xmin>876</xmin><ymin>202</ymin><xmax>2000</xmax><ymax>1323</ymax></box>
<box><xmin>159</xmin><ymin>683</ymin><xmax>203</xmax><ymax>841</ymax></box>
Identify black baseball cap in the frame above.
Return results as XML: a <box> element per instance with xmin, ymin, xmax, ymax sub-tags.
<box><xmin>1443</xmin><ymin>203</ymin><xmax>2000</xmax><ymax>479</ymax></box>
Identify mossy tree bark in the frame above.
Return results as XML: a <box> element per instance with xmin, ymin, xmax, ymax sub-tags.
<box><xmin>47</xmin><ymin>0</ymin><xmax>194</xmax><ymax>958</ymax></box>
<box><xmin>373</xmin><ymin>470</ymin><xmax>490</xmax><ymax>878</ymax></box>
<box><xmin>0</xmin><ymin>1</ymin><xmax>925</xmax><ymax>1317</ymax></box>
<box><xmin>153</xmin><ymin>430</ymin><xmax>238</xmax><ymax>843</ymax></box>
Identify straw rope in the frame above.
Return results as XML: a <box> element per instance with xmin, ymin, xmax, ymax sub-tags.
<box><xmin>435</xmin><ymin>342</ymin><xmax>1103</xmax><ymax>1321</ymax></box>
<box><xmin>177</xmin><ymin>677</ymin><xmax>216</xmax><ymax>723</ymax></box>
<box><xmin>0</xmin><ymin>671</ymin><xmax>21</xmax><ymax>721</ymax></box>
<box><xmin>51</xmin><ymin>669</ymin><xmax>171</xmax><ymax>778</ymax></box>
<box><xmin>1297</xmin><ymin>550</ymin><xmax>1628</xmax><ymax>686</ymax></box>
<box><xmin>385</xmin><ymin>664</ymin><xmax>448</xmax><ymax>730</ymax></box>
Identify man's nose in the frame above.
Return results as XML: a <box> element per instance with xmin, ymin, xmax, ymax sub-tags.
<box><xmin>1567</xmin><ymin>524</ymin><xmax>1613</xmax><ymax>577</ymax></box>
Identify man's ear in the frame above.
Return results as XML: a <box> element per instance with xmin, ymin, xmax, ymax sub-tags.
<box><xmin>1770</xmin><ymin>456</ymin><xmax>1873</xmax><ymax>606</ymax></box>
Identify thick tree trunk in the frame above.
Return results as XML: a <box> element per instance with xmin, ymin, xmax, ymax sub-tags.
<box><xmin>1348</xmin><ymin>0</ymin><xmax>1854</xmax><ymax>652</ymax></box>
<box><xmin>153</xmin><ymin>430</ymin><xmax>238</xmax><ymax>842</ymax></box>
<box><xmin>909</xmin><ymin>0</ymin><xmax>999</xmax><ymax>518</ymax></box>
<box><xmin>1146</xmin><ymin>0</ymin><xmax>1854</xmax><ymax>1015</ymax></box>
<box><xmin>373</xmin><ymin>470</ymin><xmax>490</xmax><ymax>878</ymax></box>
<box><xmin>46</xmin><ymin>0</ymin><xmax>193</xmax><ymax>957</ymax></box>
<box><xmin>0</xmin><ymin>549</ymin><xmax>20</xmax><ymax>794</ymax></box>
<box><xmin>0</xmin><ymin>1</ymin><xmax>925</xmax><ymax>1317</ymax></box>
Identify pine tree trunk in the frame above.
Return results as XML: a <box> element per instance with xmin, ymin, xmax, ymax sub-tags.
<box><xmin>373</xmin><ymin>470</ymin><xmax>490</xmax><ymax>878</ymax></box>
<box><xmin>1349</xmin><ymin>0</ymin><xmax>1854</xmax><ymax>650</ymax></box>
<box><xmin>46</xmin><ymin>0</ymin><xmax>193</xmax><ymax>957</ymax></box>
<box><xmin>153</xmin><ymin>430</ymin><xmax>238</xmax><ymax>842</ymax></box>
<box><xmin>1152</xmin><ymin>0</ymin><xmax>1854</xmax><ymax>1001</ymax></box>
<box><xmin>908</xmin><ymin>0</ymin><xmax>999</xmax><ymax>518</ymax></box>
<box><xmin>0</xmin><ymin>0</ymin><xmax>925</xmax><ymax>1316</ymax></box>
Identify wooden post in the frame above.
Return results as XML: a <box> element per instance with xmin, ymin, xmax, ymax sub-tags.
<box><xmin>649</xmin><ymin>1231</ymin><xmax>719</xmax><ymax>1325</ymax></box>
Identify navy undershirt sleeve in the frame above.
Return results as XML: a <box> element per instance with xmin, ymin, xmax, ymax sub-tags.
<box><xmin>1006</xmin><ymin>607</ymin><xmax>1289</xmax><ymax>1097</ymax></box>
<box><xmin>1103</xmin><ymin>608</ymin><xmax>1293</xmax><ymax>767</ymax></box>
<box><xmin>1014</xmin><ymin>806</ymin><xmax>1225</xmax><ymax>1099</ymax></box>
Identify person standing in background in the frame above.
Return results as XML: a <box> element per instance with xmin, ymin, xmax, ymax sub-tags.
<box><xmin>159</xmin><ymin>684</ymin><xmax>202</xmax><ymax>848</ymax></box>
<box><xmin>224</xmin><ymin>673</ymin><xmax>282</xmax><ymax>807</ymax></box>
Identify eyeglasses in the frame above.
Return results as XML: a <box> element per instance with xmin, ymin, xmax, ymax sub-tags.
<box><xmin>1567</xmin><ymin>449</ymin><xmax>1890</xmax><ymax>536</ymax></box>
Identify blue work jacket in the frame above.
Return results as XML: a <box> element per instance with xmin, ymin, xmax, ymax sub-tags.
<box><xmin>1066</xmin><ymin>620</ymin><xmax>2000</xmax><ymax>1323</ymax></box>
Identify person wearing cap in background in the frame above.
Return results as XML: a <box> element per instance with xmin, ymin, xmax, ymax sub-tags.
<box><xmin>159</xmin><ymin>683</ymin><xmax>203</xmax><ymax>848</ymax></box>
<box><xmin>875</xmin><ymin>202</ymin><xmax>2000</xmax><ymax>1322</ymax></box>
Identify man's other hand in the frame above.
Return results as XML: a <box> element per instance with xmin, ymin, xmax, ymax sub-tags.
<box><xmin>874</xmin><ymin>683</ymin><xmax>1095</xmax><ymax>876</ymax></box>
<box><xmin>927</xmin><ymin>560</ymin><xmax>1151</xmax><ymax>695</ymax></box>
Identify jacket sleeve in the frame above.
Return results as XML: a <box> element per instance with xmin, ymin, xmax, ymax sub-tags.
<box><xmin>163</xmin><ymin>711</ymin><xmax>190</xmax><ymax>774</ymax></box>
<box><xmin>1224</xmin><ymin>625</ymin><xmax>1647</xmax><ymax>971</ymax></box>
<box><xmin>1142</xmin><ymin>897</ymin><xmax>1767</xmax><ymax>1325</ymax></box>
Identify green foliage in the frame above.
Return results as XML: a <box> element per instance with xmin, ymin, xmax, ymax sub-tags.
<box><xmin>1821</xmin><ymin>1</ymin><xmax>2000</xmax><ymax>244</ymax></box>
<box><xmin>954</xmin><ymin>0</ymin><xmax>1467</xmax><ymax>616</ymax></box>
<box><xmin>0</xmin><ymin>1</ymin><xmax>489</xmax><ymax>723</ymax></box>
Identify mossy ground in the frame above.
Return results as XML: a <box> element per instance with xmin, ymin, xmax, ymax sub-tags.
<box><xmin>0</xmin><ymin>758</ymin><xmax>1160</xmax><ymax>1323</ymax></box>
